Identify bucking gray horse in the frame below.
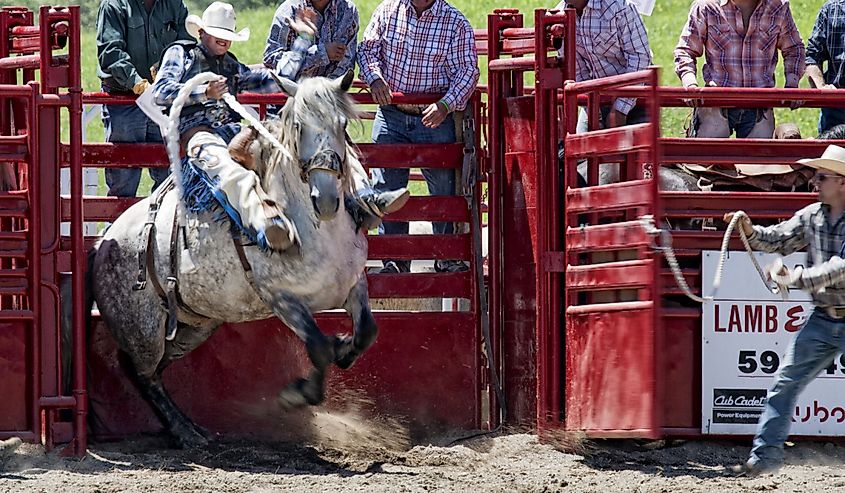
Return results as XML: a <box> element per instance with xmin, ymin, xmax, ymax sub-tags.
<box><xmin>85</xmin><ymin>72</ymin><xmax>376</xmax><ymax>448</ymax></box>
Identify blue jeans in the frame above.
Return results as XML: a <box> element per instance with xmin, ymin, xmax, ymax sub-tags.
<box><xmin>691</xmin><ymin>107</ymin><xmax>771</xmax><ymax>138</ymax></box>
<box><xmin>750</xmin><ymin>309</ymin><xmax>845</xmax><ymax>468</ymax></box>
<box><xmin>575</xmin><ymin>105</ymin><xmax>648</xmax><ymax>133</ymax></box>
<box><xmin>819</xmin><ymin>107</ymin><xmax>845</xmax><ymax>135</ymax></box>
<box><xmin>102</xmin><ymin>103</ymin><xmax>170</xmax><ymax>197</ymax></box>
<box><xmin>370</xmin><ymin>106</ymin><xmax>457</xmax><ymax>268</ymax></box>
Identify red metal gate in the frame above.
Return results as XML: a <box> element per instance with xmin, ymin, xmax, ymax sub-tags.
<box><xmin>560</xmin><ymin>69</ymin><xmax>663</xmax><ymax>437</ymax></box>
<box><xmin>0</xmin><ymin>5</ymin><xmax>87</xmax><ymax>454</ymax></box>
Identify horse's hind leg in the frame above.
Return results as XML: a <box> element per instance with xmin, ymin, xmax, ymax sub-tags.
<box><xmin>260</xmin><ymin>291</ymin><xmax>334</xmax><ymax>410</ymax></box>
<box><xmin>154</xmin><ymin>321</ymin><xmax>221</xmax><ymax>442</ymax></box>
<box><xmin>126</xmin><ymin>320</ymin><xmax>219</xmax><ymax>449</ymax></box>
<box><xmin>334</xmin><ymin>277</ymin><xmax>378</xmax><ymax>370</ymax></box>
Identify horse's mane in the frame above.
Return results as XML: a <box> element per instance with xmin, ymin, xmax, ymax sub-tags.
<box><xmin>257</xmin><ymin>77</ymin><xmax>360</xmax><ymax>197</ymax></box>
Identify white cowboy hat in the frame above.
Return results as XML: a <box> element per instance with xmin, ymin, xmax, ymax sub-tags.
<box><xmin>797</xmin><ymin>144</ymin><xmax>845</xmax><ymax>177</ymax></box>
<box><xmin>186</xmin><ymin>2</ymin><xmax>250</xmax><ymax>42</ymax></box>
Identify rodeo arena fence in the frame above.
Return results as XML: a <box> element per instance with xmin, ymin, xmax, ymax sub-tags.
<box><xmin>1</xmin><ymin>5</ymin><xmax>844</xmax><ymax>457</ymax></box>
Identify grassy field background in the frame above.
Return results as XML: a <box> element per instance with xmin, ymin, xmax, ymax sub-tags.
<box><xmin>11</xmin><ymin>0</ymin><xmax>829</xmax><ymax>191</ymax></box>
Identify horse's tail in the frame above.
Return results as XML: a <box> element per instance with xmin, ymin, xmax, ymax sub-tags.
<box><xmin>164</xmin><ymin>72</ymin><xmax>222</xmax><ymax>199</ymax></box>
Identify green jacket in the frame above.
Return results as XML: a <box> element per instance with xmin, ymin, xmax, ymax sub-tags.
<box><xmin>96</xmin><ymin>0</ymin><xmax>191</xmax><ymax>92</ymax></box>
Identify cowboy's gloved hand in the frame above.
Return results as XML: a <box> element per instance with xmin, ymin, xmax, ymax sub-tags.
<box><xmin>722</xmin><ymin>212</ymin><xmax>753</xmax><ymax>236</ymax></box>
<box><xmin>132</xmin><ymin>79</ymin><xmax>151</xmax><ymax>95</ymax></box>
<box><xmin>768</xmin><ymin>261</ymin><xmax>804</xmax><ymax>289</ymax></box>
<box><xmin>205</xmin><ymin>76</ymin><xmax>229</xmax><ymax>100</ymax></box>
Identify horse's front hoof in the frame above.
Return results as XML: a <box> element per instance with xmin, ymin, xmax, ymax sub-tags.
<box><xmin>333</xmin><ymin>334</ymin><xmax>358</xmax><ymax>370</ymax></box>
<box><xmin>173</xmin><ymin>428</ymin><xmax>209</xmax><ymax>449</ymax></box>
<box><xmin>278</xmin><ymin>377</ymin><xmax>324</xmax><ymax>410</ymax></box>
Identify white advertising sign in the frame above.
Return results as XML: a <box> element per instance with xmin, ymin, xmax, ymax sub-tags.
<box><xmin>701</xmin><ymin>250</ymin><xmax>845</xmax><ymax>435</ymax></box>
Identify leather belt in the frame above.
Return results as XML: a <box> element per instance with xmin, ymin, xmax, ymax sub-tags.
<box><xmin>822</xmin><ymin>306</ymin><xmax>845</xmax><ymax>319</ymax></box>
<box><xmin>394</xmin><ymin>104</ymin><xmax>426</xmax><ymax>116</ymax></box>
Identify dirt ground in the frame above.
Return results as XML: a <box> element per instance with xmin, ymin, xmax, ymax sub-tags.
<box><xmin>4</xmin><ymin>418</ymin><xmax>845</xmax><ymax>493</ymax></box>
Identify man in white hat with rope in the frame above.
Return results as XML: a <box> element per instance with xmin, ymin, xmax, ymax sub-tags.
<box><xmin>725</xmin><ymin>144</ymin><xmax>845</xmax><ymax>476</ymax></box>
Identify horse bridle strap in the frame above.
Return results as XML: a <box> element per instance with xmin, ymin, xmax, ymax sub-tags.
<box><xmin>301</xmin><ymin>149</ymin><xmax>344</xmax><ymax>182</ymax></box>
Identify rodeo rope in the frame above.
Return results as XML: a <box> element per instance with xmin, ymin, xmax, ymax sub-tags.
<box><xmin>164</xmin><ymin>73</ymin><xmax>293</xmax><ymax>191</ymax></box>
<box><xmin>640</xmin><ymin>211</ymin><xmax>786</xmax><ymax>304</ymax></box>
<box><xmin>221</xmin><ymin>93</ymin><xmax>293</xmax><ymax>163</ymax></box>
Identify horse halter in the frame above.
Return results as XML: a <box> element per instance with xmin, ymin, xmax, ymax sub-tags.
<box><xmin>293</xmin><ymin>119</ymin><xmax>346</xmax><ymax>182</ymax></box>
<box><xmin>300</xmin><ymin>147</ymin><xmax>344</xmax><ymax>182</ymax></box>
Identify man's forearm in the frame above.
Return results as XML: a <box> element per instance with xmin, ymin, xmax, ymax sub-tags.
<box><xmin>806</xmin><ymin>64</ymin><xmax>826</xmax><ymax>88</ymax></box>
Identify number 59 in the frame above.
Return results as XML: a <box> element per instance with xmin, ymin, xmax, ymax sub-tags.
<box><xmin>737</xmin><ymin>350</ymin><xmax>780</xmax><ymax>374</ymax></box>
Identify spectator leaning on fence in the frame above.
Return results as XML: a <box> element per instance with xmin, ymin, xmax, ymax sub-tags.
<box><xmin>358</xmin><ymin>0</ymin><xmax>479</xmax><ymax>274</ymax></box>
<box><xmin>674</xmin><ymin>0</ymin><xmax>805</xmax><ymax>138</ymax></box>
<box><xmin>553</xmin><ymin>0</ymin><xmax>652</xmax><ymax>130</ymax></box>
<box><xmin>725</xmin><ymin>144</ymin><xmax>845</xmax><ymax>476</ymax></box>
<box><xmin>263</xmin><ymin>0</ymin><xmax>359</xmax><ymax>81</ymax></box>
<box><xmin>806</xmin><ymin>0</ymin><xmax>845</xmax><ymax>134</ymax></box>
<box><xmin>96</xmin><ymin>0</ymin><xmax>192</xmax><ymax>197</ymax></box>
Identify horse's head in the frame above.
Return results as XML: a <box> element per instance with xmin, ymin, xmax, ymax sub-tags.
<box><xmin>270</xmin><ymin>70</ymin><xmax>356</xmax><ymax>221</ymax></box>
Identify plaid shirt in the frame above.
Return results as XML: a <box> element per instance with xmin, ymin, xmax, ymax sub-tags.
<box><xmin>674</xmin><ymin>0</ymin><xmax>805</xmax><ymax>88</ymax></box>
<box><xmin>263</xmin><ymin>0</ymin><xmax>359</xmax><ymax>79</ymax></box>
<box><xmin>807</xmin><ymin>0</ymin><xmax>845</xmax><ymax>88</ymax></box>
<box><xmin>357</xmin><ymin>0</ymin><xmax>479</xmax><ymax>111</ymax></box>
<box><xmin>554</xmin><ymin>0</ymin><xmax>652</xmax><ymax>115</ymax></box>
<box><xmin>749</xmin><ymin>203</ymin><xmax>845</xmax><ymax>306</ymax></box>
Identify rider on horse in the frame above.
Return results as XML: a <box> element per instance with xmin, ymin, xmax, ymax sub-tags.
<box><xmin>152</xmin><ymin>1</ymin><xmax>407</xmax><ymax>251</ymax></box>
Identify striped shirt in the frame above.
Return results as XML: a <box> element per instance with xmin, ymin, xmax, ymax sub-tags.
<box><xmin>806</xmin><ymin>0</ymin><xmax>845</xmax><ymax>88</ymax></box>
<box><xmin>357</xmin><ymin>0</ymin><xmax>479</xmax><ymax>111</ymax></box>
<box><xmin>749</xmin><ymin>203</ymin><xmax>845</xmax><ymax>306</ymax></box>
<box><xmin>674</xmin><ymin>0</ymin><xmax>805</xmax><ymax>88</ymax></box>
<box><xmin>263</xmin><ymin>0</ymin><xmax>359</xmax><ymax>79</ymax></box>
<box><xmin>554</xmin><ymin>0</ymin><xmax>652</xmax><ymax>115</ymax></box>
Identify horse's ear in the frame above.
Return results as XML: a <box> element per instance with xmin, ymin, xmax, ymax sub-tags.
<box><xmin>335</xmin><ymin>70</ymin><xmax>354</xmax><ymax>93</ymax></box>
<box><xmin>270</xmin><ymin>70</ymin><xmax>298</xmax><ymax>97</ymax></box>
<box><xmin>279</xmin><ymin>77</ymin><xmax>298</xmax><ymax>97</ymax></box>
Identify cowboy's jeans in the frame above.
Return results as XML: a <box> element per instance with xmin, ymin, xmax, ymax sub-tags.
<box><xmin>187</xmin><ymin>131</ymin><xmax>283</xmax><ymax>239</ymax></box>
<box><xmin>102</xmin><ymin>102</ymin><xmax>170</xmax><ymax>197</ymax></box>
<box><xmin>691</xmin><ymin>107</ymin><xmax>774</xmax><ymax>138</ymax></box>
<box><xmin>575</xmin><ymin>105</ymin><xmax>648</xmax><ymax>133</ymax></box>
<box><xmin>749</xmin><ymin>309</ymin><xmax>845</xmax><ymax>468</ymax></box>
<box><xmin>819</xmin><ymin>107</ymin><xmax>845</xmax><ymax>135</ymax></box>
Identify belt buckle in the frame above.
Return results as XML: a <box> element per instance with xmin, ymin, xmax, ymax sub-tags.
<box><xmin>396</xmin><ymin>104</ymin><xmax>423</xmax><ymax>116</ymax></box>
<box><xmin>826</xmin><ymin>306</ymin><xmax>845</xmax><ymax>318</ymax></box>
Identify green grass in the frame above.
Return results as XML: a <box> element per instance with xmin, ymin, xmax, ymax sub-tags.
<box><xmin>61</xmin><ymin>0</ymin><xmax>828</xmax><ymax>194</ymax></box>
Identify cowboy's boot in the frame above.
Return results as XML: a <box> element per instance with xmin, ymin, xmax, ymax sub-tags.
<box><xmin>355</xmin><ymin>188</ymin><xmax>410</xmax><ymax>231</ymax></box>
<box><xmin>188</xmin><ymin>131</ymin><xmax>297</xmax><ymax>251</ymax></box>
<box><xmin>228</xmin><ymin>126</ymin><xmax>259</xmax><ymax>170</ymax></box>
